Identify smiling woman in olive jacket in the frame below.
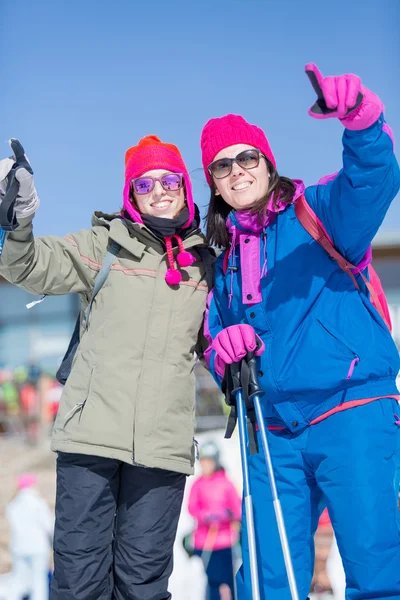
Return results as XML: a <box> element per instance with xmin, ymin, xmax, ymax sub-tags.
<box><xmin>0</xmin><ymin>134</ymin><xmax>213</xmax><ymax>600</ymax></box>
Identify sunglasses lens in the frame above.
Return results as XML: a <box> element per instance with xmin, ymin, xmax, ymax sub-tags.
<box><xmin>210</xmin><ymin>150</ymin><xmax>260</xmax><ymax>179</ymax></box>
<box><xmin>210</xmin><ymin>159</ymin><xmax>232</xmax><ymax>179</ymax></box>
<box><xmin>237</xmin><ymin>150</ymin><xmax>259</xmax><ymax>169</ymax></box>
<box><xmin>161</xmin><ymin>174</ymin><xmax>182</xmax><ymax>191</ymax></box>
<box><xmin>133</xmin><ymin>178</ymin><xmax>154</xmax><ymax>194</ymax></box>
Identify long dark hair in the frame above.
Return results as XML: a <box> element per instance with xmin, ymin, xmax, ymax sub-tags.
<box><xmin>205</xmin><ymin>160</ymin><xmax>296</xmax><ymax>249</ymax></box>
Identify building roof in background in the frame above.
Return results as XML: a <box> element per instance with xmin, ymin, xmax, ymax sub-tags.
<box><xmin>373</xmin><ymin>232</ymin><xmax>400</xmax><ymax>259</ymax></box>
<box><xmin>373</xmin><ymin>232</ymin><xmax>400</xmax><ymax>249</ymax></box>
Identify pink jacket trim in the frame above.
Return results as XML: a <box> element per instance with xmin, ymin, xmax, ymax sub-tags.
<box><xmin>310</xmin><ymin>395</ymin><xmax>400</xmax><ymax>425</ymax></box>
<box><xmin>382</xmin><ymin>123</ymin><xmax>395</xmax><ymax>147</ymax></box>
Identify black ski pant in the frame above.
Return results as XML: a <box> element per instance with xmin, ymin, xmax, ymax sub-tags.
<box><xmin>50</xmin><ymin>452</ymin><xmax>186</xmax><ymax>600</ymax></box>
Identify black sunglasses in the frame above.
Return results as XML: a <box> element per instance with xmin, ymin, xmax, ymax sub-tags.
<box><xmin>208</xmin><ymin>149</ymin><xmax>266</xmax><ymax>179</ymax></box>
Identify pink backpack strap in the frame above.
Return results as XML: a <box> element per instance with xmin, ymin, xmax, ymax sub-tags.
<box><xmin>295</xmin><ymin>195</ymin><xmax>391</xmax><ymax>330</ymax></box>
<box><xmin>368</xmin><ymin>265</ymin><xmax>392</xmax><ymax>331</ymax></box>
<box><xmin>223</xmin><ymin>249</ymin><xmax>229</xmax><ymax>275</ymax></box>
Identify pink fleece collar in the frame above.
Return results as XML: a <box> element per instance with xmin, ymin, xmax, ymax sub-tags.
<box><xmin>226</xmin><ymin>180</ymin><xmax>305</xmax><ymax>235</ymax></box>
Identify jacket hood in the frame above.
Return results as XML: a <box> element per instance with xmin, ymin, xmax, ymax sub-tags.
<box><xmin>91</xmin><ymin>211</ymin><xmax>123</xmax><ymax>228</ymax></box>
<box><xmin>91</xmin><ymin>210</ymin><xmax>208</xmax><ymax>260</ymax></box>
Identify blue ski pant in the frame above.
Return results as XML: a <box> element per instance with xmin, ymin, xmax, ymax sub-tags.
<box><xmin>236</xmin><ymin>398</ymin><xmax>400</xmax><ymax>600</ymax></box>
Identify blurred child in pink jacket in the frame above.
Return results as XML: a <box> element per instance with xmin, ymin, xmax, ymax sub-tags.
<box><xmin>188</xmin><ymin>441</ymin><xmax>241</xmax><ymax>600</ymax></box>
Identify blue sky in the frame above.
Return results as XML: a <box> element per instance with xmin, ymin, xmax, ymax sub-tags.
<box><xmin>1</xmin><ymin>0</ymin><xmax>399</xmax><ymax>237</ymax></box>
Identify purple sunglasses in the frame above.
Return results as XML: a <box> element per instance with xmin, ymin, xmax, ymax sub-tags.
<box><xmin>131</xmin><ymin>173</ymin><xmax>184</xmax><ymax>195</ymax></box>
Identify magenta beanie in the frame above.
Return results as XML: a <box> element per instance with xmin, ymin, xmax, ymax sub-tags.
<box><xmin>123</xmin><ymin>135</ymin><xmax>194</xmax><ymax>228</ymax></box>
<box><xmin>200</xmin><ymin>114</ymin><xmax>276</xmax><ymax>184</ymax></box>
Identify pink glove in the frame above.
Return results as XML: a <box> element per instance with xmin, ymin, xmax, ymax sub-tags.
<box><xmin>204</xmin><ymin>510</ymin><xmax>231</xmax><ymax>525</ymax></box>
<box><xmin>305</xmin><ymin>63</ymin><xmax>384</xmax><ymax>131</ymax></box>
<box><xmin>212</xmin><ymin>324</ymin><xmax>264</xmax><ymax>377</ymax></box>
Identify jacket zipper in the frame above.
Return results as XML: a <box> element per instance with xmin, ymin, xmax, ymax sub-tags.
<box><xmin>346</xmin><ymin>356</ymin><xmax>360</xmax><ymax>380</ymax></box>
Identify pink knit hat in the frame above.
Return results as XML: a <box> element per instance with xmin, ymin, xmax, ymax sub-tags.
<box><xmin>17</xmin><ymin>473</ymin><xmax>37</xmax><ymax>490</ymax></box>
<box><xmin>123</xmin><ymin>135</ymin><xmax>194</xmax><ymax>228</ymax></box>
<box><xmin>201</xmin><ymin>114</ymin><xmax>276</xmax><ymax>185</ymax></box>
<box><xmin>123</xmin><ymin>136</ymin><xmax>196</xmax><ymax>285</ymax></box>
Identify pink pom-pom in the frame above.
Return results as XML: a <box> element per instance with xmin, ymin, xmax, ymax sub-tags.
<box><xmin>165</xmin><ymin>268</ymin><xmax>182</xmax><ymax>285</ymax></box>
<box><xmin>177</xmin><ymin>250</ymin><xmax>196</xmax><ymax>267</ymax></box>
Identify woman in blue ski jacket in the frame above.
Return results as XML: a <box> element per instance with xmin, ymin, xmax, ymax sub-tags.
<box><xmin>200</xmin><ymin>63</ymin><xmax>400</xmax><ymax>600</ymax></box>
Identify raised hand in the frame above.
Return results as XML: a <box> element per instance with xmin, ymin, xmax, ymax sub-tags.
<box><xmin>0</xmin><ymin>139</ymin><xmax>39</xmax><ymax>231</ymax></box>
<box><xmin>305</xmin><ymin>63</ymin><xmax>384</xmax><ymax>130</ymax></box>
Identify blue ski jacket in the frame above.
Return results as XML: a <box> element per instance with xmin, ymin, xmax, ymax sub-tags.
<box><xmin>204</xmin><ymin>115</ymin><xmax>400</xmax><ymax>432</ymax></box>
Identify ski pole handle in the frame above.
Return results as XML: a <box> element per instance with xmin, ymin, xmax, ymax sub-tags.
<box><xmin>0</xmin><ymin>172</ymin><xmax>20</xmax><ymax>256</ymax></box>
<box><xmin>245</xmin><ymin>341</ymin><xmax>265</xmax><ymax>400</ymax></box>
<box><xmin>0</xmin><ymin>139</ymin><xmax>33</xmax><ymax>255</ymax></box>
<box><xmin>305</xmin><ymin>66</ymin><xmax>363</xmax><ymax>116</ymax></box>
<box><xmin>0</xmin><ymin>140</ymin><xmax>32</xmax><ymax>233</ymax></box>
<box><xmin>229</xmin><ymin>360</ymin><xmax>242</xmax><ymax>394</ymax></box>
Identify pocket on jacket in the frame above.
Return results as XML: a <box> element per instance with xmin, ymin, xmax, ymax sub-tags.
<box><xmin>58</xmin><ymin>366</ymin><xmax>96</xmax><ymax>433</ymax></box>
<box><xmin>273</xmin><ymin>315</ymin><xmax>362</xmax><ymax>398</ymax></box>
<box><xmin>152</xmin><ymin>374</ymin><xmax>196</xmax><ymax>465</ymax></box>
<box><xmin>63</xmin><ymin>401</ymin><xmax>86</xmax><ymax>427</ymax></box>
<box><xmin>316</xmin><ymin>317</ymin><xmax>360</xmax><ymax>380</ymax></box>
<box><xmin>315</xmin><ymin>317</ymin><xmax>359</xmax><ymax>358</ymax></box>
<box><xmin>379</xmin><ymin>398</ymin><xmax>400</xmax><ymax>460</ymax></box>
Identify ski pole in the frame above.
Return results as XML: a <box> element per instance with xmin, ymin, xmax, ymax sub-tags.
<box><xmin>245</xmin><ymin>351</ymin><xmax>300</xmax><ymax>600</ymax></box>
<box><xmin>200</xmin><ymin>522</ymin><xmax>219</xmax><ymax>572</ymax></box>
<box><xmin>230</xmin><ymin>361</ymin><xmax>261</xmax><ymax>600</ymax></box>
<box><xmin>0</xmin><ymin>159</ymin><xmax>19</xmax><ymax>256</ymax></box>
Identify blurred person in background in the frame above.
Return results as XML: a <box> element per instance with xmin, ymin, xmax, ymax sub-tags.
<box><xmin>1</xmin><ymin>374</ymin><xmax>19</xmax><ymax>418</ymax></box>
<box><xmin>6</xmin><ymin>473</ymin><xmax>53</xmax><ymax>600</ymax></box>
<box><xmin>43</xmin><ymin>379</ymin><xmax>62</xmax><ymax>425</ymax></box>
<box><xmin>326</xmin><ymin>535</ymin><xmax>346</xmax><ymax>600</ymax></box>
<box><xmin>188</xmin><ymin>441</ymin><xmax>241</xmax><ymax>600</ymax></box>
<box><xmin>311</xmin><ymin>508</ymin><xmax>334</xmax><ymax>596</ymax></box>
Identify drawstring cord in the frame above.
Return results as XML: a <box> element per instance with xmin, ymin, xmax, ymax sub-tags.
<box><xmin>261</xmin><ymin>230</ymin><xmax>268</xmax><ymax>279</ymax></box>
<box><xmin>164</xmin><ymin>235</ymin><xmax>195</xmax><ymax>285</ymax></box>
<box><xmin>228</xmin><ymin>226</ymin><xmax>237</xmax><ymax>309</ymax></box>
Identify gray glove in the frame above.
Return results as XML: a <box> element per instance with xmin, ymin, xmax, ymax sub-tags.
<box><xmin>0</xmin><ymin>139</ymin><xmax>40</xmax><ymax>219</ymax></box>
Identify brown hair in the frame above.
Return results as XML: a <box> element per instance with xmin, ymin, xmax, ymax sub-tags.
<box><xmin>205</xmin><ymin>160</ymin><xmax>296</xmax><ymax>249</ymax></box>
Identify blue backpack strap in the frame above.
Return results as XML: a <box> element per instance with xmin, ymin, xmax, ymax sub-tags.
<box><xmin>82</xmin><ymin>240</ymin><xmax>120</xmax><ymax>329</ymax></box>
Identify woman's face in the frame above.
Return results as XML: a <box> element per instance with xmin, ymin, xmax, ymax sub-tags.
<box><xmin>211</xmin><ymin>144</ymin><xmax>270</xmax><ymax>211</ymax></box>
<box><xmin>131</xmin><ymin>169</ymin><xmax>186</xmax><ymax>219</ymax></box>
